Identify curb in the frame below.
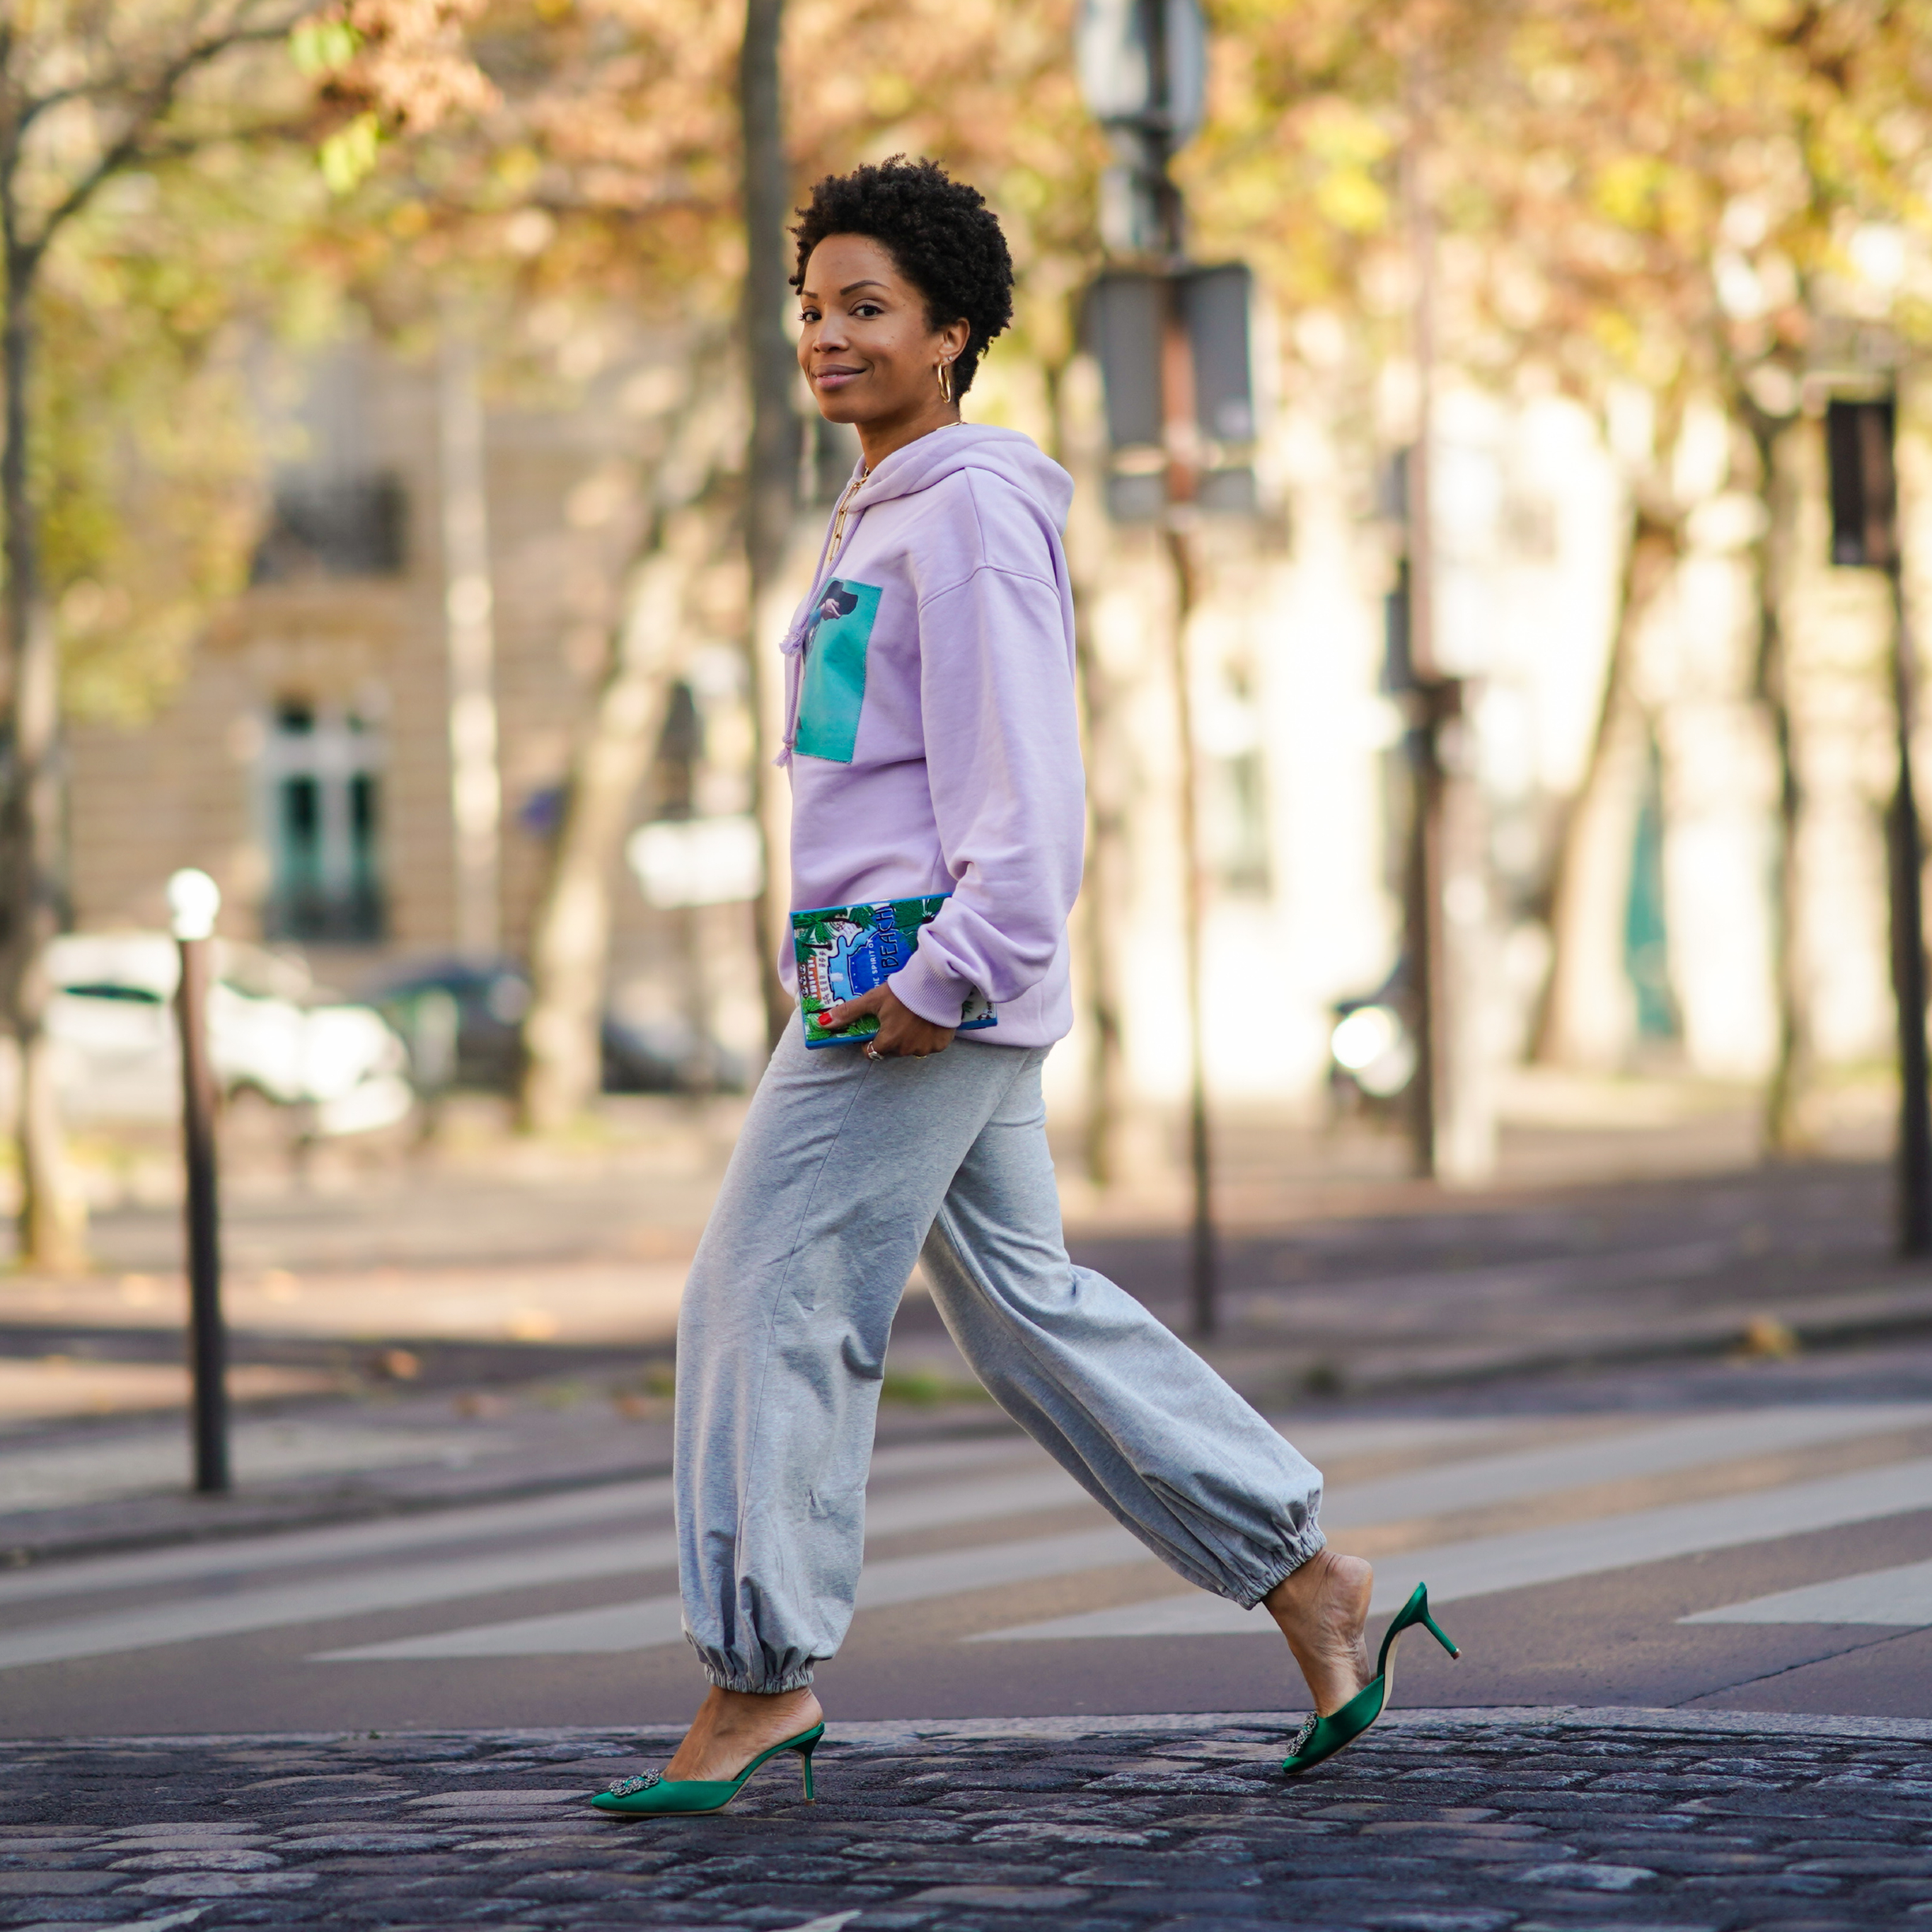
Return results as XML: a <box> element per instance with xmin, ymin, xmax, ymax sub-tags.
<box><xmin>7</xmin><ymin>1705</ymin><xmax>1930</xmax><ymax>1751</ymax></box>
<box><xmin>1208</xmin><ymin>1290</ymin><xmax>1932</xmax><ymax>1404</ymax></box>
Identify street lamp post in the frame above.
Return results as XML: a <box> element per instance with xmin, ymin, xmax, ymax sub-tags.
<box><xmin>1078</xmin><ymin>0</ymin><xmax>1242</xmax><ymax>1339</ymax></box>
<box><xmin>168</xmin><ymin>867</ymin><xmax>229</xmax><ymax>1494</ymax></box>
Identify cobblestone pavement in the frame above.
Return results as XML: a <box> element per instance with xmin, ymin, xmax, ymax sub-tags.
<box><xmin>2</xmin><ymin>1711</ymin><xmax>1928</xmax><ymax>1931</ymax></box>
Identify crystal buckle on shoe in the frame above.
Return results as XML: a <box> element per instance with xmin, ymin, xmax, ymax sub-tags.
<box><xmin>606</xmin><ymin>1771</ymin><xmax>661</xmax><ymax>1797</ymax></box>
<box><xmin>1287</xmin><ymin>1713</ymin><xmax>1319</xmax><ymax>1758</ymax></box>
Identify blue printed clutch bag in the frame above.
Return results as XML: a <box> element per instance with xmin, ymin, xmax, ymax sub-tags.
<box><xmin>792</xmin><ymin>894</ymin><xmax>996</xmax><ymax>1048</ymax></box>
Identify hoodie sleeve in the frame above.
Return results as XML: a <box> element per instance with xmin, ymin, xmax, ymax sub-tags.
<box><xmin>887</xmin><ymin>557</ymin><xmax>1086</xmax><ymax>1026</ymax></box>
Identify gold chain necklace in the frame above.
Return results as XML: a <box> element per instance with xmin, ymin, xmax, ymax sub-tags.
<box><xmin>828</xmin><ymin>469</ymin><xmax>866</xmax><ymax>552</ymax></box>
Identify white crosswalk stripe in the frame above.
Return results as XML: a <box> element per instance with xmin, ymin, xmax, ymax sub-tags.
<box><xmin>1</xmin><ymin>1404</ymin><xmax>1927</xmax><ymax>1671</ymax></box>
<box><xmin>0</xmin><ymin>1478</ymin><xmax>677</xmax><ymax>1612</ymax></box>
<box><xmin>969</xmin><ymin>1457</ymin><xmax>1932</xmax><ymax>1641</ymax></box>
<box><xmin>319</xmin><ymin>1409</ymin><xmax>1932</xmax><ymax>1661</ymax></box>
<box><xmin>0</xmin><ymin>1463</ymin><xmax>1092</xmax><ymax>1669</ymax></box>
<box><xmin>1320</xmin><ymin>1404</ymin><xmax>1932</xmax><ymax>1530</ymax></box>
<box><xmin>315</xmin><ymin>1527</ymin><xmax>1147</xmax><ymax>1660</ymax></box>
<box><xmin>0</xmin><ymin>1433</ymin><xmax>1043</xmax><ymax>1612</ymax></box>
<box><xmin>1680</xmin><ymin>1558</ymin><xmax>1932</xmax><ymax>1626</ymax></box>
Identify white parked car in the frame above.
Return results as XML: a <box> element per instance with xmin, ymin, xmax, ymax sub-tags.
<box><xmin>46</xmin><ymin>933</ymin><xmax>413</xmax><ymax>1136</ymax></box>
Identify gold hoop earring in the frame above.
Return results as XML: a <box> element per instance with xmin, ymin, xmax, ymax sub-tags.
<box><xmin>937</xmin><ymin>359</ymin><xmax>954</xmax><ymax>405</ymax></box>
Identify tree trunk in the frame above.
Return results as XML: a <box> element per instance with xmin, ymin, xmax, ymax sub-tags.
<box><xmin>518</xmin><ymin>515</ymin><xmax>709</xmax><ymax>1133</ymax></box>
<box><xmin>439</xmin><ymin>313</ymin><xmax>502</xmax><ymax>961</ymax></box>
<box><xmin>739</xmin><ymin>0</ymin><xmax>797</xmax><ymax>1053</ymax></box>
<box><xmin>1533</xmin><ymin>506</ymin><xmax>1678</xmax><ymax>1070</ymax></box>
<box><xmin>1072</xmin><ymin>584</ymin><xmax>1126</xmax><ymax>1187</ymax></box>
<box><xmin>1750</xmin><ymin>410</ymin><xmax>1808</xmax><ymax>1155</ymax></box>
<box><xmin>1</xmin><ymin>252</ymin><xmax>83</xmax><ymax>1270</ymax></box>
<box><xmin>1045</xmin><ymin>361</ymin><xmax>1126</xmax><ymax>1187</ymax></box>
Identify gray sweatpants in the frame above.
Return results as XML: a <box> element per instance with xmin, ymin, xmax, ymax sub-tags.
<box><xmin>674</xmin><ymin>1026</ymin><xmax>1327</xmax><ymax>1693</ymax></box>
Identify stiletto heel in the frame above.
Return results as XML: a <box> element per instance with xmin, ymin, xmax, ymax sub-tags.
<box><xmin>1282</xmin><ymin>1582</ymin><xmax>1459</xmax><ymax>1778</ymax></box>
<box><xmin>591</xmin><ymin>1721</ymin><xmax>827</xmax><ymax>1816</ymax></box>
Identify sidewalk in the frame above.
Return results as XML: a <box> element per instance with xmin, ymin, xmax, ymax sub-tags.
<box><xmin>2</xmin><ymin>1708</ymin><xmax>1927</xmax><ymax>1929</ymax></box>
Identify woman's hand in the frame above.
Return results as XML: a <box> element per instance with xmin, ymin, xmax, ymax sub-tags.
<box><xmin>821</xmin><ymin>985</ymin><xmax>956</xmax><ymax>1058</ymax></box>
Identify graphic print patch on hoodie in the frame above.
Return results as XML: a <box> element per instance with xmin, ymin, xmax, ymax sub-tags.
<box><xmin>795</xmin><ymin>577</ymin><xmax>881</xmax><ymax>763</ymax></box>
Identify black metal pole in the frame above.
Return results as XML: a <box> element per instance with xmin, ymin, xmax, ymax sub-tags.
<box><xmin>1164</xmin><ymin>521</ymin><xmax>1216</xmax><ymax>1338</ymax></box>
<box><xmin>175</xmin><ymin>932</ymin><xmax>229</xmax><ymax>1491</ymax></box>
<box><xmin>1889</xmin><ymin>562</ymin><xmax>1932</xmax><ymax>1256</ymax></box>
<box><xmin>1404</xmin><ymin>674</ymin><xmax>1445</xmax><ymax>1176</ymax></box>
<box><xmin>1145</xmin><ymin>0</ymin><xmax>1216</xmax><ymax>1338</ymax></box>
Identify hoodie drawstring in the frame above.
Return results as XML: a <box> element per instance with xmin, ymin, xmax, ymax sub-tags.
<box><xmin>776</xmin><ymin>466</ymin><xmax>868</xmax><ymax>766</ymax></box>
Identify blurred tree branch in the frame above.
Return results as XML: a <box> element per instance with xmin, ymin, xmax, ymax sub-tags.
<box><xmin>323</xmin><ymin>0</ymin><xmax>1106</xmax><ymax>1126</ymax></box>
<box><xmin>1217</xmin><ymin>0</ymin><xmax>1932</xmax><ymax>1118</ymax></box>
<box><xmin>0</xmin><ymin>0</ymin><xmax>330</xmax><ymax>1269</ymax></box>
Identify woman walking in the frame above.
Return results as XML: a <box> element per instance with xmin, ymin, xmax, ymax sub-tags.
<box><xmin>594</xmin><ymin>158</ymin><xmax>1452</xmax><ymax>1815</ymax></box>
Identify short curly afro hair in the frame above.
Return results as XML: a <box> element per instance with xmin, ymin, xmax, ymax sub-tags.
<box><xmin>790</xmin><ymin>156</ymin><xmax>1014</xmax><ymax>400</ymax></box>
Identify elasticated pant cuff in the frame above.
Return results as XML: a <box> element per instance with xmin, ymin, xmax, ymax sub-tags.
<box><xmin>1236</xmin><ymin>1526</ymin><xmax>1330</xmax><ymax>1612</ymax></box>
<box><xmin>700</xmin><ymin>1664</ymin><xmax>817</xmax><ymax>1694</ymax></box>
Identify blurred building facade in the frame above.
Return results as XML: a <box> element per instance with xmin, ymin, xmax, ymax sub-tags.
<box><xmin>64</xmin><ymin>322</ymin><xmax>769</xmax><ymax>1058</ymax></box>
<box><xmin>61</xmin><ymin>298</ymin><xmax>1916</xmax><ymax>1126</ymax></box>
<box><xmin>1037</xmin><ymin>317</ymin><xmax>1908</xmax><ymax>1129</ymax></box>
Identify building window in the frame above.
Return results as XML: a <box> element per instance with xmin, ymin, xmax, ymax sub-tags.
<box><xmin>262</xmin><ymin>700</ymin><xmax>386</xmax><ymax>942</ymax></box>
<box><xmin>1201</xmin><ymin>666</ymin><xmax>1271</xmax><ymax>896</ymax></box>
<box><xmin>1624</xmin><ymin>733</ymin><xmax>1677</xmax><ymax>1040</ymax></box>
<box><xmin>1212</xmin><ymin>747</ymin><xmax>1272</xmax><ymax>896</ymax></box>
<box><xmin>252</xmin><ymin>475</ymin><xmax>408</xmax><ymax>582</ymax></box>
<box><xmin>250</xmin><ymin>341</ymin><xmax>409</xmax><ymax>583</ymax></box>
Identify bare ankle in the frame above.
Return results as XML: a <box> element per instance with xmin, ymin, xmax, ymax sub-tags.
<box><xmin>707</xmin><ymin>1686</ymin><xmax>819</xmax><ymax>1730</ymax></box>
<box><xmin>664</xmin><ymin>1684</ymin><xmax>822</xmax><ymax>1782</ymax></box>
<box><xmin>1266</xmin><ymin>1549</ymin><xmax>1359</xmax><ymax>1620</ymax></box>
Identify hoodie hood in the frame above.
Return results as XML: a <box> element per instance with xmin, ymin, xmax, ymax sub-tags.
<box><xmin>848</xmin><ymin>422</ymin><xmax>1072</xmax><ymax>522</ymax></box>
<box><xmin>780</xmin><ymin>425</ymin><xmax>1072</xmax><ymax>659</ymax></box>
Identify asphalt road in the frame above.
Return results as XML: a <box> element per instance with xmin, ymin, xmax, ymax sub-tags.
<box><xmin>6</xmin><ymin>1350</ymin><xmax>1932</xmax><ymax>1742</ymax></box>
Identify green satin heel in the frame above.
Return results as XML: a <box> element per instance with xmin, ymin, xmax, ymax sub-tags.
<box><xmin>1282</xmin><ymin>1581</ymin><xmax>1459</xmax><ymax>1778</ymax></box>
<box><xmin>591</xmin><ymin>1720</ymin><xmax>824</xmax><ymax>1816</ymax></box>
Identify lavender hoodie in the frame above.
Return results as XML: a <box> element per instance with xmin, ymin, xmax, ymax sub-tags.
<box><xmin>777</xmin><ymin>424</ymin><xmax>1084</xmax><ymax>1048</ymax></box>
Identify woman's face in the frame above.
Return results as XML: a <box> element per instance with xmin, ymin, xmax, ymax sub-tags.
<box><xmin>797</xmin><ymin>233</ymin><xmax>968</xmax><ymax>436</ymax></box>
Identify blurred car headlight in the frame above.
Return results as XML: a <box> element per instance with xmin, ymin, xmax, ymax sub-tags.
<box><xmin>1331</xmin><ymin>1004</ymin><xmax>1398</xmax><ymax>1072</ymax></box>
<box><xmin>1331</xmin><ymin>1002</ymin><xmax>1416</xmax><ymax>1099</ymax></box>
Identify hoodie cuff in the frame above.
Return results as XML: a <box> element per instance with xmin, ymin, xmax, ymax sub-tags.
<box><xmin>890</xmin><ymin>947</ymin><xmax>976</xmax><ymax>1029</ymax></box>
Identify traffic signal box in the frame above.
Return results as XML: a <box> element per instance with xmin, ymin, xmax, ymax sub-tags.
<box><xmin>1082</xmin><ymin>264</ymin><xmax>1257</xmax><ymax>522</ymax></box>
<box><xmin>1826</xmin><ymin>396</ymin><xmax>1899</xmax><ymax>571</ymax></box>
